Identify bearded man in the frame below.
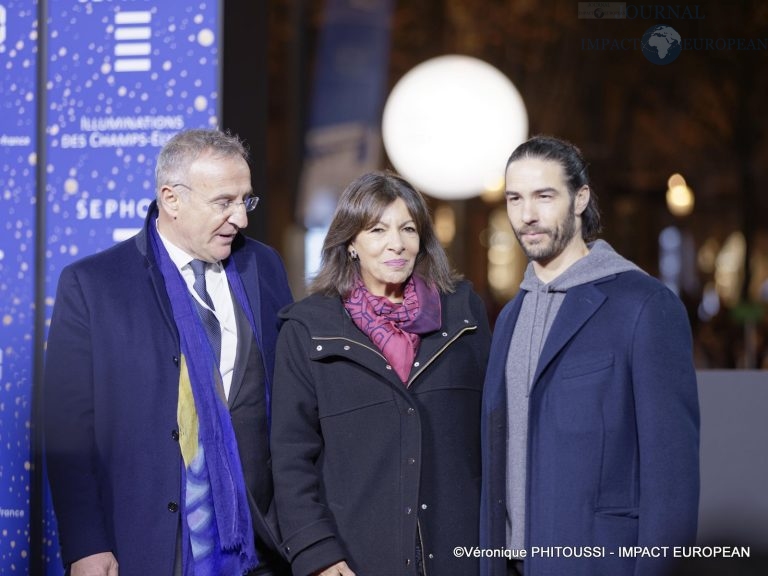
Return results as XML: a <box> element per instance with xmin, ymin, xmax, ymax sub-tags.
<box><xmin>480</xmin><ymin>135</ymin><xmax>700</xmax><ymax>576</ymax></box>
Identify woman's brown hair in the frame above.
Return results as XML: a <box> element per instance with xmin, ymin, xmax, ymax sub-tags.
<box><xmin>309</xmin><ymin>171</ymin><xmax>460</xmax><ymax>297</ymax></box>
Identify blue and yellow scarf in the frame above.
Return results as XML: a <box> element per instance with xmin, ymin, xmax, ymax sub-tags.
<box><xmin>150</xmin><ymin>222</ymin><xmax>259</xmax><ymax>575</ymax></box>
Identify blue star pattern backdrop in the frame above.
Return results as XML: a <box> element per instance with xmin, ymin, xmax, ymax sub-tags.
<box><xmin>1</xmin><ymin>1</ymin><xmax>220</xmax><ymax>573</ymax></box>
<box><xmin>45</xmin><ymin>0</ymin><xmax>220</xmax><ymax>303</ymax></box>
<box><xmin>0</xmin><ymin>2</ymin><xmax>38</xmax><ymax>573</ymax></box>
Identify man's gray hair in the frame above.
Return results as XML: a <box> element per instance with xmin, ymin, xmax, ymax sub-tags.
<box><xmin>155</xmin><ymin>129</ymin><xmax>249</xmax><ymax>194</ymax></box>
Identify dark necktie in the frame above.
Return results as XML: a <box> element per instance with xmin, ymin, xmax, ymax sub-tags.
<box><xmin>189</xmin><ymin>259</ymin><xmax>221</xmax><ymax>365</ymax></box>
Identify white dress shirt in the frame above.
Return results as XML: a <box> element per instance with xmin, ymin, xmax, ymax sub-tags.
<box><xmin>157</xmin><ymin>225</ymin><xmax>237</xmax><ymax>399</ymax></box>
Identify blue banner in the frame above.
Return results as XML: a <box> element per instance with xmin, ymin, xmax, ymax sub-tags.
<box><xmin>38</xmin><ymin>1</ymin><xmax>220</xmax><ymax>572</ymax></box>
<box><xmin>44</xmin><ymin>0</ymin><xmax>220</xmax><ymax>302</ymax></box>
<box><xmin>0</xmin><ymin>2</ymin><xmax>38</xmax><ymax>573</ymax></box>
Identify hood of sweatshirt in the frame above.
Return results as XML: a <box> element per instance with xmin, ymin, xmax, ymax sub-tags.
<box><xmin>510</xmin><ymin>240</ymin><xmax>644</xmax><ymax>388</ymax></box>
<box><xmin>519</xmin><ymin>239</ymin><xmax>642</xmax><ymax>294</ymax></box>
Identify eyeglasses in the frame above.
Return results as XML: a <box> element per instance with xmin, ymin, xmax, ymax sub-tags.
<box><xmin>171</xmin><ymin>183</ymin><xmax>260</xmax><ymax>214</ymax></box>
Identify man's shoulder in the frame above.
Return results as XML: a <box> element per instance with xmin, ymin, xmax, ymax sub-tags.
<box><xmin>594</xmin><ymin>269</ymin><xmax>668</xmax><ymax>297</ymax></box>
<box><xmin>62</xmin><ymin>235</ymin><xmax>143</xmax><ymax>277</ymax></box>
<box><xmin>589</xmin><ymin>271</ymin><xmax>688</xmax><ymax>323</ymax></box>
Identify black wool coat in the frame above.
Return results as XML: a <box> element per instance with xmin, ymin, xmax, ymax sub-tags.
<box><xmin>270</xmin><ymin>280</ymin><xmax>491</xmax><ymax>576</ymax></box>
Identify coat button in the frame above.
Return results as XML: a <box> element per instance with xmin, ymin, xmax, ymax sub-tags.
<box><xmin>429</xmin><ymin>553</ymin><xmax>434</xmax><ymax>559</ymax></box>
<box><xmin>407</xmin><ymin>458</ymin><xmax>416</xmax><ymax>465</ymax></box>
<box><xmin>316</xmin><ymin>345</ymin><xmax>323</xmax><ymax>351</ymax></box>
<box><xmin>413</xmin><ymin>361</ymin><xmax>420</xmax><ymax>367</ymax></box>
<box><xmin>385</xmin><ymin>364</ymin><xmax>392</xmax><ymax>370</ymax></box>
<box><xmin>421</xmin><ymin>503</ymin><xmax>428</xmax><ymax>510</ymax></box>
<box><xmin>168</xmin><ymin>501</ymin><xmax>179</xmax><ymax>513</ymax></box>
<box><xmin>407</xmin><ymin>407</ymin><xmax>415</xmax><ymax>415</ymax></box>
<box><xmin>441</xmin><ymin>332</ymin><xmax>448</xmax><ymax>337</ymax></box>
<box><xmin>343</xmin><ymin>345</ymin><xmax>350</xmax><ymax>350</ymax></box>
<box><xmin>171</xmin><ymin>429</ymin><xmax>179</xmax><ymax>441</ymax></box>
<box><xmin>172</xmin><ymin>356</ymin><xmax>179</xmax><ymax>365</ymax></box>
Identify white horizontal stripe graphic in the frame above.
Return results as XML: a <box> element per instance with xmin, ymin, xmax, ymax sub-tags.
<box><xmin>114</xmin><ymin>59</ymin><xmax>152</xmax><ymax>72</ymax></box>
<box><xmin>115</xmin><ymin>27</ymin><xmax>152</xmax><ymax>41</ymax></box>
<box><xmin>115</xmin><ymin>11</ymin><xmax>152</xmax><ymax>25</ymax></box>
<box><xmin>115</xmin><ymin>43</ymin><xmax>151</xmax><ymax>56</ymax></box>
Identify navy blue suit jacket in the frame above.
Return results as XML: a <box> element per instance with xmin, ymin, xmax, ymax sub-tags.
<box><xmin>43</xmin><ymin>202</ymin><xmax>293</xmax><ymax>574</ymax></box>
<box><xmin>480</xmin><ymin>270</ymin><xmax>699</xmax><ymax>576</ymax></box>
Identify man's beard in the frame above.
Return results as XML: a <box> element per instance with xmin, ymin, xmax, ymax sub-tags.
<box><xmin>513</xmin><ymin>210</ymin><xmax>578</xmax><ymax>264</ymax></box>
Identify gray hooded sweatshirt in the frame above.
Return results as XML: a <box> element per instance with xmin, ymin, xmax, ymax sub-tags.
<box><xmin>505</xmin><ymin>240</ymin><xmax>642</xmax><ymax>551</ymax></box>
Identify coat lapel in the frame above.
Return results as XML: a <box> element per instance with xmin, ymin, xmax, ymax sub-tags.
<box><xmin>136</xmin><ymin>221</ymin><xmax>179</xmax><ymax>341</ymax></box>
<box><xmin>231</xmin><ymin>243</ymin><xmax>264</xmax><ymax>350</ymax></box>
<box><xmin>531</xmin><ymin>283</ymin><xmax>607</xmax><ymax>388</ymax></box>
<box><xmin>227</xmin><ymin>295</ymin><xmax>252</xmax><ymax>408</ymax></box>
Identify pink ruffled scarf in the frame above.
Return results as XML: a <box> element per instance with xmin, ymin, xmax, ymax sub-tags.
<box><xmin>344</xmin><ymin>276</ymin><xmax>442</xmax><ymax>384</ymax></box>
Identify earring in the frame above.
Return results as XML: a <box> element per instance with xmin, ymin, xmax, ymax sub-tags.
<box><xmin>348</xmin><ymin>248</ymin><xmax>359</xmax><ymax>261</ymax></box>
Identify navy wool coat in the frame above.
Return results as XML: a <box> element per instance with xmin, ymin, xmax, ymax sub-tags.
<box><xmin>43</xmin><ymin>202</ymin><xmax>293</xmax><ymax>575</ymax></box>
<box><xmin>270</xmin><ymin>281</ymin><xmax>491</xmax><ymax>576</ymax></box>
<box><xmin>480</xmin><ymin>270</ymin><xmax>700</xmax><ymax>576</ymax></box>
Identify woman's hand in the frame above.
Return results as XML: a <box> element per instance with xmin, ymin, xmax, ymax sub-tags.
<box><xmin>312</xmin><ymin>560</ymin><xmax>356</xmax><ymax>576</ymax></box>
<box><xmin>70</xmin><ymin>552</ymin><xmax>119</xmax><ymax>576</ymax></box>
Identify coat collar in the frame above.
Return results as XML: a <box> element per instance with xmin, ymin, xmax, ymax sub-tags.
<box><xmin>282</xmin><ymin>282</ymin><xmax>477</xmax><ymax>340</ymax></box>
<box><xmin>285</xmin><ymin>282</ymin><xmax>480</xmax><ymax>387</ymax></box>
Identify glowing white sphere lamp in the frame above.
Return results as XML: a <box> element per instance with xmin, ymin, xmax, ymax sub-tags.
<box><xmin>382</xmin><ymin>55</ymin><xmax>528</xmax><ymax>200</ymax></box>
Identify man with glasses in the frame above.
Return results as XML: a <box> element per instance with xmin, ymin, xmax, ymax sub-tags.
<box><xmin>44</xmin><ymin>129</ymin><xmax>293</xmax><ymax>575</ymax></box>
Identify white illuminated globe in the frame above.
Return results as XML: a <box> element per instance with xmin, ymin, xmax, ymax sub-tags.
<box><xmin>382</xmin><ymin>55</ymin><xmax>528</xmax><ymax>199</ymax></box>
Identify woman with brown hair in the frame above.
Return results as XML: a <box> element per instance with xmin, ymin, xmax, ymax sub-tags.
<box><xmin>270</xmin><ymin>171</ymin><xmax>490</xmax><ymax>576</ymax></box>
